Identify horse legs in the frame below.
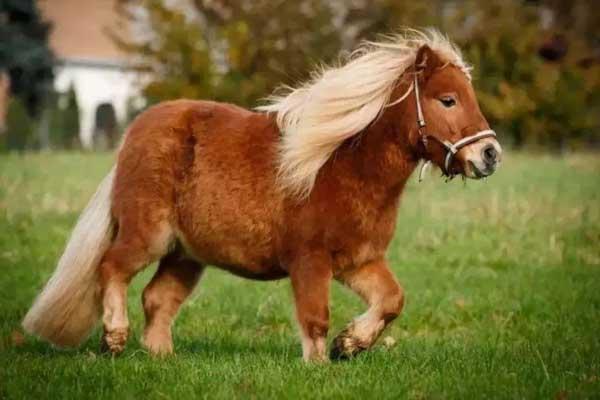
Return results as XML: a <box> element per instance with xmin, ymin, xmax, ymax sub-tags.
<box><xmin>331</xmin><ymin>259</ymin><xmax>404</xmax><ymax>360</ymax></box>
<box><xmin>289</xmin><ymin>254</ymin><xmax>332</xmax><ymax>362</ymax></box>
<box><xmin>99</xmin><ymin>218</ymin><xmax>173</xmax><ymax>354</ymax></box>
<box><xmin>142</xmin><ymin>253</ymin><xmax>204</xmax><ymax>356</ymax></box>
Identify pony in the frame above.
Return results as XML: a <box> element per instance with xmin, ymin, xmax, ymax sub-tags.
<box><xmin>23</xmin><ymin>30</ymin><xmax>502</xmax><ymax>361</ymax></box>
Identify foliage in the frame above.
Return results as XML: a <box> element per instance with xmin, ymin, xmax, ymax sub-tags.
<box><xmin>0</xmin><ymin>152</ymin><xmax>599</xmax><ymax>397</ymax></box>
<box><xmin>113</xmin><ymin>0</ymin><xmax>212</xmax><ymax>104</ymax></box>
<box><xmin>117</xmin><ymin>0</ymin><xmax>600</xmax><ymax>150</ymax></box>
<box><xmin>115</xmin><ymin>0</ymin><xmax>340</xmax><ymax>107</ymax></box>
<box><xmin>48</xmin><ymin>85</ymin><xmax>81</xmax><ymax>149</ymax></box>
<box><xmin>1</xmin><ymin>96</ymin><xmax>35</xmax><ymax>151</ymax></box>
<box><xmin>0</xmin><ymin>0</ymin><xmax>54</xmax><ymax>116</ymax></box>
<box><xmin>1</xmin><ymin>87</ymin><xmax>83</xmax><ymax>152</ymax></box>
<box><xmin>444</xmin><ymin>0</ymin><xmax>600</xmax><ymax>150</ymax></box>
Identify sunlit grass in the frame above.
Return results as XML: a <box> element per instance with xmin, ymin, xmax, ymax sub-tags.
<box><xmin>0</xmin><ymin>151</ymin><xmax>599</xmax><ymax>399</ymax></box>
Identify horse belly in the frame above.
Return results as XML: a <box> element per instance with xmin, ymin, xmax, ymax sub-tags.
<box><xmin>174</xmin><ymin>112</ymin><xmax>285</xmax><ymax>279</ymax></box>
<box><xmin>175</xmin><ymin>209</ymin><xmax>284</xmax><ymax>280</ymax></box>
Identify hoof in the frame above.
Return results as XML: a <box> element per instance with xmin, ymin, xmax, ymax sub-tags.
<box><xmin>329</xmin><ymin>344</ymin><xmax>350</xmax><ymax>361</ymax></box>
<box><xmin>330</xmin><ymin>330</ymin><xmax>367</xmax><ymax>361</ymax></box>
<box><xmin>142</xmin><ymin>329</ymin><xmax>174</xmax><ymax>357</ymax></box>
<box><xmin>303</xmin><ymin>351</ymin><xmax>329</xmax><ymax>364</ymax></box>
<box><xmin>100</xmin><ymin>328</ymin><xmax>128</xmax><ymax>355</ymax></box>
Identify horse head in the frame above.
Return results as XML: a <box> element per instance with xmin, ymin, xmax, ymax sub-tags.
<box><xmin>407</xmin><ymin>45</ymin><xmax>502</xmax><ymax>180</ymax></box>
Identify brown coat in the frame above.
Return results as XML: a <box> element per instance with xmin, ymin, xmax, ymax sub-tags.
<box><xmin>23</xmin><ymin>43</ymin><xmax>501</xmax><ymax>362</ymax></box>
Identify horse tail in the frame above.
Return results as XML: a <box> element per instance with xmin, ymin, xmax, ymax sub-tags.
<box><xmin>22</xmin><ymin>166</ymin><xmax>116</xmax><ymax>347</ymax></box>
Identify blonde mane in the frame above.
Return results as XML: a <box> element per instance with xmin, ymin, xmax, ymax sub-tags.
<box><xmin>257</xmin><ymin>29</ymin><xmax>471</xmax><ymax>199</ymax></box>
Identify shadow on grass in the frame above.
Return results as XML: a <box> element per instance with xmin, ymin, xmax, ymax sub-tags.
<box><xmin>8</xmin><ymin>331</ymin><xmax>298</xmax><ymax>362</ymax></box>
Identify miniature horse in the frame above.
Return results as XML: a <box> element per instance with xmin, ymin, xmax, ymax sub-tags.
<box><xmin>23</xmin><ymin>31</ymin><xmax>502</xmax><ymax>361</ymax></box>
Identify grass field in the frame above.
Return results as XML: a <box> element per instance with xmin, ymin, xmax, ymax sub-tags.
<box><xmin>0</xmin><ymin>152</ymin><xmax>599</xmax><ymax>399</ymax></box>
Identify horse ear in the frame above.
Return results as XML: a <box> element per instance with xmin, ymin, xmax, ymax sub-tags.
<box><xmin>415</xmin><ymin>45</ymin><xmax>443</xmax><ymax>80</ymax></box>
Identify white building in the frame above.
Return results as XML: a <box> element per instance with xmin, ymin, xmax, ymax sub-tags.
<box><xmin>39</xmin><ymin>0</ymin><xmax>144</xmax><ymax>147</ymax></box>
<box><xmin>52</xmin><ymin>58</ymin><xmax>140</xmax><ymax>147</ymax></box>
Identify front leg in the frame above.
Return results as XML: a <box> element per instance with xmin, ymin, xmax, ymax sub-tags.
<box><xmin>331</xmin><ymin>259</ymin><xmax>404</xmax><ymax>360</ymax></box>
<box><xmin>289</xmin><ymin>253</ymin><xmax>332</xmax><ymax>362</ymax></box>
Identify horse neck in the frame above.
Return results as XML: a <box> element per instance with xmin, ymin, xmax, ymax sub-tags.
<box><xmin>328</xmin><ymin>101</ymin><xmax>420</xmax><ymax>200</ymax></box>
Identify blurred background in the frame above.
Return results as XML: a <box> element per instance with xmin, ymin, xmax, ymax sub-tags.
<box><xmin>1</xmin><ymin>0</ymin><xmax>599</xmax><ymax>153</ymax></box>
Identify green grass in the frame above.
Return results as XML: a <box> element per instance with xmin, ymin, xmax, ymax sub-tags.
<box><xmin>1</xmin><ymin>152</ymin><xmax>599</xmax><ymax>399</ymax></box>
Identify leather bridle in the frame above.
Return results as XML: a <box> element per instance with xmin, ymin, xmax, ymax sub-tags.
<box><xmin>412</xmin><ymin>72</ymin><xmax>496</xmax><ymax>181</ymax></box>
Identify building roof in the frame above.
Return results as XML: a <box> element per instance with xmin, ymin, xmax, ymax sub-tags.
<box><xmin>38</xmin><ymin>0</ymin><xmax>130</xmax><ymax>63</ymax></box>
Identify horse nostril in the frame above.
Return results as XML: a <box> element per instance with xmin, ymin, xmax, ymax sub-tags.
<box><xmin>482</xmin><ymin>145</ymin><xmax>497</xmax><ymax>164</ymax></box>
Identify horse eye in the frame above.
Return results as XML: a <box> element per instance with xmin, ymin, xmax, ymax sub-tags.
<box><xmin>439</xmin><ymin>96</ymin><xmax>456</xmax><ymax>108</ymax></box>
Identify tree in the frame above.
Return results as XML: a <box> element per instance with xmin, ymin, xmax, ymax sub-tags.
<box><xmin>49</xmin><ymin>85</ymin><xmax>81</xmax><ymax>149</ymax></box>
<box><xmin>116</xmin><ymin>0</ymin><xmax>600</xmax><ymax>149</ymax></box>
<box><xmin>0</xmin><ymin>0</ymin><xmax>54</xmax><ymax>116</ymax></box>
<box><xmin>193</xmin><ymin>0</ymin><xmax>341</xmax><ymax>106</ymax></box>
<box><xmin>114</xmin><ymin>0</ymin><xmax>340</xmax><ymax>107</ymax></box>
<box><xmin>443</xmin><ymin>0</ymin><xmax>600</xmax><ymax>149</ymax></box>
<box><xmin>2</xmin><ymin>96</ymin><xmax>35</xmax><ymax>151</ymax></box>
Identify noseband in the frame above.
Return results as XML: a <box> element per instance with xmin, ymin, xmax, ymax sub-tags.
<box><xmin>413</xmin><ymin>73</ymin><xmax>496</xmax><ymax>181</ymax></box>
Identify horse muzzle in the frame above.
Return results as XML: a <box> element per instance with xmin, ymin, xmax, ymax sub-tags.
<box><xmin>461</xmin><ymin>137</ymin><xmax>502</xmax><ymax>179</ymax></box>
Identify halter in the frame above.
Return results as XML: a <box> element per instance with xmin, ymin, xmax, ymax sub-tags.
<box><xmin>413</xmin><ymin>73</ymin><xmax>496</xmax><ymax>182</ymax></box>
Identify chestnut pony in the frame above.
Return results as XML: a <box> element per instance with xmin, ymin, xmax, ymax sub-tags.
<box><xmin>23</xmin><ymin>31</ymin><xmax>502</xmax><ymax>361</ymax></box>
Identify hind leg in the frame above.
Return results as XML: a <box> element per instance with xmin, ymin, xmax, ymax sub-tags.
<box><xmin>142</xmin><ymin>253</ymin><xmax>204</xmax><ymax>356</ymax></box>
<box><xmin>99</xmin><ymin>218</ymin><xmax>173</xmax><ymax>354</ymax></box>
